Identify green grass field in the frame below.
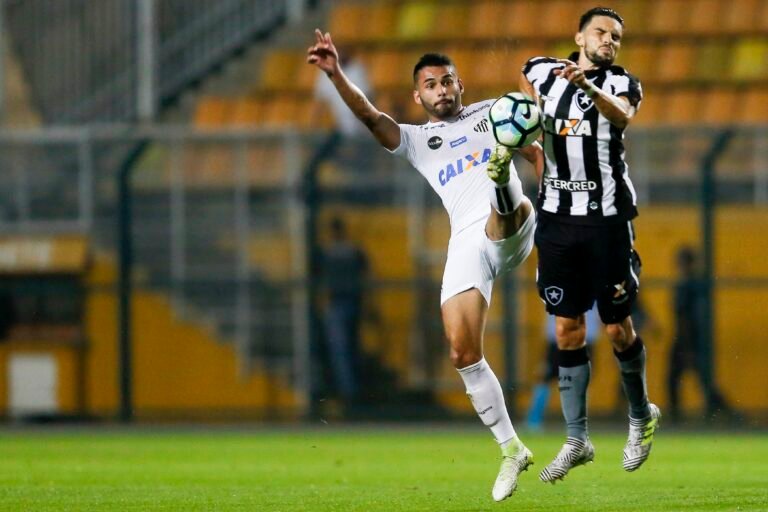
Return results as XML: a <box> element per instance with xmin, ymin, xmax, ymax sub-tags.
<box><xmin>0</xmin><ymin>427</ymin><xmax>766</xmax><ymax>511</ymax></box>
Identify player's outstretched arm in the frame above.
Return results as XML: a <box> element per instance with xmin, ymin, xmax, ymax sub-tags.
<box><xmin>307</xmin><ymin>29</ymin><xmax>400</xmax><ymax>151</ymax></box>
<box><xmin>554</xmin><ymin>60</ymin><xmax>636</xmax><ymax>129</ymax></box>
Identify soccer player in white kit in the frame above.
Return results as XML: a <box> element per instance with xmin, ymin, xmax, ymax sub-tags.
<box><xmin>308</xmin><ymin>29</ymin><xmax>542</xmax><ymax>501</ymax></box>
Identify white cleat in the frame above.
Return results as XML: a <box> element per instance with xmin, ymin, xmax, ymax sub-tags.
<box><xmin>623</xmin><ymin>403</ymin><xmax>661</xmax><ymax>472</ymax></box>
<box><xmin>492</xmin><ymin>442</ymin><xmax>534</xmax><ymax>502</ymax></box>
<box><xmin>539</xmin><ymin>437</ymin><xmax>595</xmax><ymax>483</ymax></box>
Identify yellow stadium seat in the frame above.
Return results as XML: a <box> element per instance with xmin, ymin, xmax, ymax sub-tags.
<box><xmin>260</xmin><ymin>50</ymin><xmax>301</xmax><ymax>92</ymax></box>
<box><xmin>295</xmin><ymin>58</ymin><xmax>320</xmax><ymax>94</ymax></box>
<box><xmin>367</xmin><ymin>2</ymin><xmax>399</xmax><ymax>42</ymax></box>
<box><xmin>505</xmin><ymin>0</ymin><xmax>539</xmax><ymax>38</ymax></box>
<box><xmin>700</xmin><ymin>88</ymin><xmax>738</xmax><ymax>125</ymax></box>
<box><xmin>739</xmin><ymin>88</ymin><xmax>768</xmax><ymax>123</ymax></box>
<box><xmin>610</xmin><ymin>0</ymin><xmax>650</xmax><ymax>34</ymax></box>
<box><xmin>469</xmin><ymin>51</ymin><xmax>506</xmax><ymax>90</ymax></box>
<box><xmin>229</xmin><ymin>98</ymin><xmax>266</xmax><ymax>126</ymax></box>
<box><xmin>328</xmin><ymin>3</ymin><xmax>367</xmax><ymax>43</ymax></box>
<box><xmin>194</xmin><ymin>97</ymin><xmax>234</xmax><ymax>128</ymax></box>
<box><xmin>723</xmin><ymin>0</ymin><xmax>761</xmax><ymax>33</ymax></box>
<box><xmin>368</xmin><ymin>50</ymin><xmax>407</xmax><ymax>91</ymax></box>
<box><xmin>247</xmin><ymin>144</ymin><xmax>286</xmax><ymax>187</ymax></box>
<box><xmin>397</xmin><ymin>1</ymin><xmax>436</xmax><ymax>41</ymax></box>
<box><xmin>686</xmin><ymin>0</ymin><xmax>723</xmax><ymax>35</ymax></box>
<box><xmin>467</xmin><ymin>1</ymin><xmax>508</xmax><ymax>40</ymax></box>
<box><xmin>656</xmin><ymin>42</ymin><xmax>696</xmax><ymax>84</ymax></box>
<box><xmin>616</xmin><ymin>43</ymin><xmax>654</xmax><ymax>81</ymax></box>
<box><xmin>431</xmin><ymin>3</ymin><xmax>469</xmax><ymax>40</ymax></box>
<box><xmin>694</xmin><ymin>41</ymin><xmax>730</xmax><ymax>82</ymax></box>
<box><xmin>731</xmin><ymin>38</ymin><xmax>768</xmax><ymax>81</ymax></box>
<box><xmin>661</xmin><ymin>88</ymin><xmax>701</xmax><ymax>124</ymax></box>
<box><xmin>541</xmin><ymin>0</ymin><xmax>582</xmax><ymax>37</ymax></box>
<box><xmin>647</xmin><ymin>0</ymin><xmax>688</xmax><ymax>36</ymax></box>
<box><xmin>262</xmin><ymin>96</ymin><xmax>301</xmax><ymax>128</ymax></box>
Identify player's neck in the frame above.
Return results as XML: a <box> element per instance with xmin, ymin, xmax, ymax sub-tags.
<box><xmin>428</xmin><ymin>104</ymin><xmax>465</xmax><ymax>124</ymax></box>
<box><xmin>578</xmin><ymin>53</ymin><xmax>600</xmax><ymax>71</ymax></box>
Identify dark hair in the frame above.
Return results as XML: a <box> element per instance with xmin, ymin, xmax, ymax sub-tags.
<box><xmin>578</xmin><ymin>7</ymin><xmax>624</xmax><ymax>31</ymax></box>
<box><xmin>413</xmin><ymin>53</ymin><xmax>454</xmax><ymax>82</ymax></box>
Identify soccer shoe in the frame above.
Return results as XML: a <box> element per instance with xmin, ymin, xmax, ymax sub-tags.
<box><xmin>487</xmin><ymin>144</ymin><xmax>512</xmax><ymax>185</ymax></box>
<box><xmin>539</xmin><ymin>437</ymin><xmax>595</xmax><ymax>483</ymax></box>
<box><xmin>623</xmin><ymin>403</ymin><xmax>661</xmax><ymax>472</ymax></box>
<box><xmin>492</xmin><ymin>441</ymin><xmax>534</xmax><ymax>502</ymax></box>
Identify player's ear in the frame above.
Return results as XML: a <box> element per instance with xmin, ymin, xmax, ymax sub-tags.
<box><xmin>457</xmin><ymin>78</ymin><xmax>465</xmax><ymax>95</ymax></box>
<box><xmin>413</xmin><ymin>89</ymin><xmax>422</xmax><ymax>105</ymax></box>
<box><xmin>575</xmin><ymin>31</ymin><xmax>584</xmax><ymax>48</ymax></box>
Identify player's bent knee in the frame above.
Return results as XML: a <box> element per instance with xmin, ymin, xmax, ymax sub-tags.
<box><xmin>450</xmin><ymin>347</ymin><xmax>483</xmax><ymax>369</ymax></box>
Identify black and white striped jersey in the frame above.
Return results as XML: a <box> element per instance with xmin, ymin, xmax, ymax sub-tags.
<box><xmin>523</xmin><ymin>53</ymin><xmax>643</xmax><ymax>225</ymax></box>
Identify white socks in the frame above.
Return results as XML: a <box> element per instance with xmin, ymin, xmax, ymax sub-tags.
<box><xmin>489</xmin><ymin>171</ymin><xmax>524</xmax><ymax>215</ymax></box>
<box><xmin>457</xmin><ymin>357</ymin><xmax>517</xmax><ymax>446</ymax></box>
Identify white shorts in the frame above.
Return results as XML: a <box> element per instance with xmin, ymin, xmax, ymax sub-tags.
<box><xmin>440</xmin><ymin>209</ymin><xmax>536</xmax><ymax>306</ymax></box>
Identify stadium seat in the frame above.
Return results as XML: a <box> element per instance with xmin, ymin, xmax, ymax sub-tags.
<box><xmin>469</xmin><ymin>51</ymin><xmax>506</xmax><ymax>90</ymax></box>
<box><xmin>505</xmin><ymin>0</ymin><xmax>539</xmax><ymax>38</ymax></box>
<box><xmin>368</xmin><ymin>50</ymin><xmax>408</xmax><ymax>91</ymax></box>
<box><xmin>686</xmin><ymin>0</ymin><xmax>722</xmax><ymax>35</ymax></box>
<box><xmin>731</xmin><ymin>38</ymin><xmax>768</xmax><ymax>81</ymax></box>
<box><xmin>230</xmin><ymin>98</ymin><xmax>265</xmax><ymax>126</ymax></box>
<box><xmin>611</xmin><ymin>0</ymin><xmax>650</xmax><ymax>34</ymax></box>
<box><xmin>656</xmin><ymin>42</ymin><xmax>696</xmax><ymax>84</ymax></box>
<box><xmin>694</xmin><ymin>41</ymin><xmax>730</xmax><ymax>82</ymax></box>
<box><xmin>739</xmin><ymin>88</ymin><xmax>768</xmax><ymax>123</ymax></box>
<box><xmin>194</xmin><ymin>97</ymin><xmax>234</xmax><ymax>128</ymax></box>
<box><xmin>722</xmin><ymin>0</ymin><xmax>761</xmax><ymax>33</ymax></box>
<box><xmin>661</xmin><ymin>88</ymin><xmax>701</xmax><ymax>125</ymax></box>
<box><xmin>430</xmin><ymin>3</ymin><xmax>469</xmax><ymax>40</ymax></box>
<box><xmin>616</xmin><ymin>43</ymin><xmax>654</xmax><ymax>81</ymax></box>
<box><xmin>700</xmin><ymin>88</ymin><xmax>738</xmax><ymax>125</ymax></box>
<box><xmin>262</xmin><ymin>96</ymin><xmax>301</xmax><ymax>128</ymax></box>
<box><xmin>647</xmin><ymin>0</ymin><xmax>688</xmax><ymax>36</ymax></box>
<box><xmin>467</xmin><ymin>1</ymin><xmax>508</xmax><ymax>40</ymax></box>
<box><xmin>260</xmin><ymin>51</ymin><xmax>301</xmax><ymax>92</ymax></box>
<box><xmin>397</xmin><ymin>1</ymin><xmax>436</xmax><ymax>41</ymax></box>
<box><xmin>328</xmin><ymin>3</ymin><xmax>367</xmax><ymax>43</ymax></box>
<box><xmin>366</xmin><ymin>2</ymin><xmax>399</xmax><ymax>42</ymax></box>
<box><xmin>540</xmin><ymin>0</ymin><xmax>581</xmax><ymax>37</ymax></box>
<box><xmin>294</xmin><ymin>58</ymin><xmax>320</xmax><ymax>94</ymax></box>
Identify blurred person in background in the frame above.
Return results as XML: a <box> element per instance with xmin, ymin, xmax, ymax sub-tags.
<box><xmin>527</xmin><ymin>305</ymin><xmax>601</xmax><ymax>432</ymax></box>
<box><xmin>308</xmin><ymin>28</ymin><xmax>543</xmax><ymax>502</ymax></box>
<box><xmin>321</xmin><ymin>216</ymin><xmax>368</xmax><ymax>405</ymax></box>
<box><xmin>667</xmin><ymin>246</ymin><xmax>729</xmax><ymax>422</ymax></box>
<box><xmin>520</xmin><ymin>7</ymin><xmax>660</xmax><ymax>482</ymax></box>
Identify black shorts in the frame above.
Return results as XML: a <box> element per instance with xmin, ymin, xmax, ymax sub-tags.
<box><xmin>534</xmin><ymin>215</ymin><xmax>641</xmax><ymax>324</ymax></box>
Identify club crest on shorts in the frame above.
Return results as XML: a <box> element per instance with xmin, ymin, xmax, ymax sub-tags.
<box><xmin>544</xmin><ymin>286</ymin><xmax>564</xmax><ymax>306</ymax></box>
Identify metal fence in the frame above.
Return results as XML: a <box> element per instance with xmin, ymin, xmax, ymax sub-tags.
<box><xmin>2</xmin><ymin>0</ymin><xmax>288</xmax><ymax>123</ymax></box>
<box><xmin>0</xmin><ymin>126</ymin><xmax>767</xmax><ymax>419</ymax></box>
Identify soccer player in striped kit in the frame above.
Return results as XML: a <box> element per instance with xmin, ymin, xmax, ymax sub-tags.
<box><xmin>308</xmin><ymin>29</ymin><xmax>542</xmax><ymax>501</ymax></box>
<box><xmin>520</xmin><ymin>7</ymin><xmax>661</xmax><ymax>482</ymax></box>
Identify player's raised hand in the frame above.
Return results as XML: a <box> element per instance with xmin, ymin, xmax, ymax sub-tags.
<box><xmin>307</xmin><ymin>29</ymin><xmax>339</xmax><ymax>76</ymax></box>
<box><xmin>553</xmin><ymin>59</ymin><xmax>589</xmax><ymax>89</ymax></box>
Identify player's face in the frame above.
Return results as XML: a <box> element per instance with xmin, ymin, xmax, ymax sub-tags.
<box><xmin>577</xmin><ymin>16</ymin><xmax>623</xmax><ymax>66</ymax></box>
<box><xmin>414</xmin><ymin>66</ymin><xmax>464</xmax><ymax>120</ymax></box>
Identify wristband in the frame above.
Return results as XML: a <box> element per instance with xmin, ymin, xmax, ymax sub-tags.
<box><xmin>584</xmin><ymin>81</ymin><xmax>598</xmax><ymax>98</ymax></box>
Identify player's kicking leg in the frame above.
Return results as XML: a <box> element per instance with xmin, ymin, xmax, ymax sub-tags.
<box><xmin>443</xmin><ymin>289</ymin><xmax>533</xmax><ymax>502</ymax></box>
<box><xmin>485</xmin><ymin>145</ymin><xmax>533</xmax><ymax>241</ymax></box>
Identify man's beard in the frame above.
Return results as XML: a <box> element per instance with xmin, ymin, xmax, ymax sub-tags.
<box><xmin>587</xmin><ymin>47</ymin><xmax>615</xmax><ymax>67</ymax></box>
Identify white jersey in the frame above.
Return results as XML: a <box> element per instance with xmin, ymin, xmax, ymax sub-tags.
<box><xmin>389</xmin><ymin>99</ymin><xmax>515</xmax><ymax>236</ymax></box>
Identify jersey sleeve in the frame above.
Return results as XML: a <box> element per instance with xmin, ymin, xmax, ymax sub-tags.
<box><xmin>613</xmin><ymin>72</ymin><xmax>643</xmax><ymax>109</ymax></box>
<box><xmin>522</xmin><ymin>56</ymin><xmax>561</xmax><ymax>94</ymax></box>
<box><xmin>386</xmin><ymin>123</ymin><xmax>421</xmax><ymax>165</ymax></box>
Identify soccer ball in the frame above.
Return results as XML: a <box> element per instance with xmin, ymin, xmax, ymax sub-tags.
<box><xmin>488</xmin><ymin>92</ymin><xmax>542</xmax><ymax>149</ymax></box>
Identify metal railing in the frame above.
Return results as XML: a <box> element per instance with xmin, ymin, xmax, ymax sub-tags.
<box><xmin>2</xmin><ymin>0</ymin><xmax>288</xmax><ymax>123</ymax></box>
<box><xmin>0</xmin><ymin>125</ymin><xmax>767</xmax><ymax>418</ymax></box>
